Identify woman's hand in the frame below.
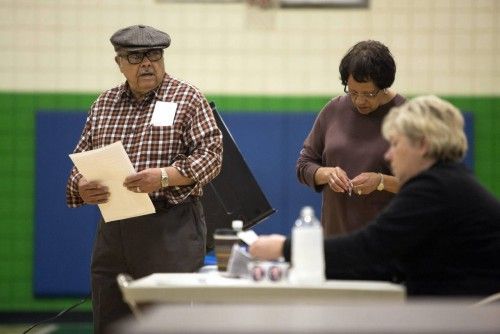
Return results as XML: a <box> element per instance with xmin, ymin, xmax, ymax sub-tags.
<box><xmin>249</xmin><ymin>234</ymin><xmax>286</xmax><ymax>260</ymax></box>
<box><xmin>351</xmin><ymin>172</ymin><xmax>380</xmax><ymax>195</ymax></box>
<box><xmin>315</xmin><ymin>166</ymin><xmax>351</xmax><ymax>193</ymax></box>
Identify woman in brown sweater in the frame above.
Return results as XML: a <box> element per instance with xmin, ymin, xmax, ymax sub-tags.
<box><xmin>297</xmin><ymin>40</ymin><xmax>405</xmax><ymax>236</ymax></box>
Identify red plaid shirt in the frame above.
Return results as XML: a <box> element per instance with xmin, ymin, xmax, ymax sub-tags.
<box><xmin>66</xmin><ymin>74</ymin><xmax>223</xmax><ymax>207</ymax></box>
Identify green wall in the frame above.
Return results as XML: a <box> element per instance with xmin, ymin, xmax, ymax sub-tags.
<box><xmin>0</xmin><ymin>92</ymin><xmax>499</xmax><ymax>311</ymax></box>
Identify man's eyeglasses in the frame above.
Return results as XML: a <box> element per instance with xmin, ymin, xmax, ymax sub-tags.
<box><xmin>344</xmin><ymin>85</ymin><xmax>381</xmax><ymax>100</ymax></box>
<box><xmin>120</xmin><ymin>49</ymin><xmax>163</xmax><ymax>65</ymax></box>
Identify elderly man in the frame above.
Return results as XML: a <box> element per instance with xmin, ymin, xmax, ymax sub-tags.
<box><xmin>66</xmin><ymin>24</ymin><xmax>223</xmax><ymax>333</ymax></box>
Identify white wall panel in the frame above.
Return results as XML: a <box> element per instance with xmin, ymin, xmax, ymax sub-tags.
<box><xmin>0</xmin><ymin>0</ymin><xmax>498</xmax><ymax>95</ymax></box>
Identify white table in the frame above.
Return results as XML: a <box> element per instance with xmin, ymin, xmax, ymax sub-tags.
<box><xmin>111</xmin><ymin>302</ymin><xmax>500</xmax><ymax>334</ymax></box>
<box><xmin>117</xmin><ymin>271</ymin><xmax>405</xmax><ymax>318</ymax></box>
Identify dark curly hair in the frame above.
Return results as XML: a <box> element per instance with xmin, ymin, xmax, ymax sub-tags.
<box><xmin>339</xmin><ymin>40</ymin><xmax>396</xmax><ymax>89</ymax></box>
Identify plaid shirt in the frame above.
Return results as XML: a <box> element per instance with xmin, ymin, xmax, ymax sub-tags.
<box><xmin>66</xmin><ymin>74</ymin><xmax>223</xmax><ymax>207</ymax></box>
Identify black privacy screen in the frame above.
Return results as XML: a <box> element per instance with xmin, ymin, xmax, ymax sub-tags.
<box><xmin>202</xmin><ymin>102</ymin><xmax>276</xmax><ymax>251</ymax></box>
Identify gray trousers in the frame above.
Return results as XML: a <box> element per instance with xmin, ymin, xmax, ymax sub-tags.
<box><xmin>91</xmin><ymin>197</ymin><xmax>206</xmax><ymax>334</ymax></box>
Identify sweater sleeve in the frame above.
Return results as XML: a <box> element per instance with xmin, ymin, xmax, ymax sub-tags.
<box><xmin>296</xmin><ymin>103</ymin><xmax>329</xmax><ymax>192</ymax></box>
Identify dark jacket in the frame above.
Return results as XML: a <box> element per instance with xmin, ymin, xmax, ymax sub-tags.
<box><xmin>284</xmin><ymin>161</ymin><xmax>500</xmax><ymax>296</ymax></box>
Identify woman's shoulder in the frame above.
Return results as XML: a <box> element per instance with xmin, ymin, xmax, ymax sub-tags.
<box><xmin>393</xmin><ymin>93</ymin><xmax>407</xmax><ymax>106</ymax></box>
<box><xmin>381</xmin><ymin>93</ymin><xmax>406</xmax><ymax>110</ymax></box>
<box><xmin>402</xmin><ymin>162</ymin><xmax>469</xmax><ymax>195</ymax></box>
<box><xmin>319</xmin><ymin>95</ymin><xmax>351</xmax><ymax>117</ymax></box>
<box><xmin>326</xmin><ymin>94</ymin><xmax>350</xmax><ymax>107</ymax></box>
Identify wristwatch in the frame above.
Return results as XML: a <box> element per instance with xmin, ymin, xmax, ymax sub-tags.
<box><xmin>160</xmin><ymin>167</ymin><xmax>169</xmax><ymax>188</ymax></box>
<box><xmin>377</xmin><ymin>173</ymin><xmax>384</xmax><ymax>191</ymax></box>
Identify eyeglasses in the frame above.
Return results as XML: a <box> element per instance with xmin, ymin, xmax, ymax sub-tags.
<box><xmin>344</xmin><ymin>85</ymin><xmax>381</xmax><ymax>100</ymax></box>
<box><xmin>120</xmin><ymin>49</ymin><xmax>163</xmax><ymax>65</ymax></box>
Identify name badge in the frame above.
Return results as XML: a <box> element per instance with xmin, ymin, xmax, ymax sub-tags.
<box><xmin>151</xmin><ymin>101</ymin><xmax>177</xmax><ymax>126</ymax></box>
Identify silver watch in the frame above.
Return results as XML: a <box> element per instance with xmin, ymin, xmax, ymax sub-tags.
<box><xmin>160</xmin><ymin>167</ymin><xmax>169</xmax><ymax>188</ymax></box>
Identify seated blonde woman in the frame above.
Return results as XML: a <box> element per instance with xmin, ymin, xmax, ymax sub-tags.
<box><xmin>250</xmin><ymin>95</ymin><xmax>500</xmax><ymax>297</ymax></box>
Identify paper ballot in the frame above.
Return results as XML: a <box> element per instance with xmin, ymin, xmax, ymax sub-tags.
<box><xmin>237</xmin><ymin>230</ymin><xmax>259</xmax><ymax>246</ymax></box>
<box><xmin>69</xmin><ymin>141</ymin><xmax>155</xmax><ymax>222</ymax></box>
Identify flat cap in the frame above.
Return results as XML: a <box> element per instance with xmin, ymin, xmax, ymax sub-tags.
<box><xmin>110</xmin><ymin>24</ymin><xmax>171</xmax><ymax>52</ymax></box>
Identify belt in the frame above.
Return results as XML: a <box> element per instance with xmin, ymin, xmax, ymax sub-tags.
<box><xmin>151</xmin><ymin>196</ymin><xmax>198</xmax><ymax>210</ymax></box>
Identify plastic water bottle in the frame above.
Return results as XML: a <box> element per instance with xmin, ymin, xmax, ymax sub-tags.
<box><xmin>289</xmin><ymin>206</ymin><xmax>325</xmax><ymax>284</ymax></box>
<box><xmin>232</xmin><ymin>219</ymin><xmax>246</xmax><ymax>249</ymax></box>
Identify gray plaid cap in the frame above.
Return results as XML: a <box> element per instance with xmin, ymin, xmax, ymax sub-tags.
<box><xmin>110</xmin><ymin>24</ymin><xmax>171</xmax><ymax>52</ymax></box>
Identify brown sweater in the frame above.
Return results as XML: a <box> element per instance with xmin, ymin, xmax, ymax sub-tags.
<box><xmin>297</xmin><ymin>94</ymin><xmax>406</xmax><ymax>236</ymax></box>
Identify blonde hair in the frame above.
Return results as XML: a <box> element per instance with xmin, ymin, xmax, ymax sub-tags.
<box><xmin>382</xmin><ymin>95</ymin><xmax>467</xmax><ymax>162</ymax></box>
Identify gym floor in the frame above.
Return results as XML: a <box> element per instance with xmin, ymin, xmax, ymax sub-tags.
<box><xmin>0</xmin><ymin>323</ymin><xmax>92</xmax><ymax>334</ymax></box>
<box><xmin>0</xmin><ymin>312</ymin><xmax>93</xmax><ymax>334</ymax></box>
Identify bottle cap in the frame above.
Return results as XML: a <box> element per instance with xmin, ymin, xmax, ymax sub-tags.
<box><xmin>232</xmin><ymin>220</ymin><xmax>243</xmax><ymax>230</ymax></box>
<box><xmin>300</xmin><ymin>206</ymin><xmax>314</xmax><ymax>217</ymax></box>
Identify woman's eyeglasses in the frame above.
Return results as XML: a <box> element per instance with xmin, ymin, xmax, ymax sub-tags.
<box><xmin>344</xmin><ymin>85</ymin><xmax>381</xmax><ymax>99</ymax></box>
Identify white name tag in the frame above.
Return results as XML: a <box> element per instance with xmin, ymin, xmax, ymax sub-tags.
<box><xmin>151</xmin><ymin>101</ymin><xmax>177</xmax><ymax>126</ymax></box>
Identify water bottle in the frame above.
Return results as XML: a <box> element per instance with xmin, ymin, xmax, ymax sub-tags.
<box><xmin>289</xmin><ymin>206</ymin><xmax>325</xmax><ymax>284</ymax></box>
<box><xmin>232</xmin><ymin>220</ymin><xmax>245</xmax><ymax>247</ymax></box>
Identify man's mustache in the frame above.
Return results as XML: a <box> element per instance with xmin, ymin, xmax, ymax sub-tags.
<box><xmin>139</xmin><ymin>70</ymin><xmax>154</xmax><ymax>76</ymax></box>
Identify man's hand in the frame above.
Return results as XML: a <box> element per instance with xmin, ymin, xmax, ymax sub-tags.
<box><xmin>249</xmin><ymin>234</ymin><xmax>286</xmax><ymax>260</ymax></box>
<box><xmin>123</xmin><ymin>168</ymin><xmax>162</xmax><ymax>193</ymax></box>
<box><xmin>78</xmin><ymin>177</ymin><xmax>109</xmax><ymax>204</ymax></box>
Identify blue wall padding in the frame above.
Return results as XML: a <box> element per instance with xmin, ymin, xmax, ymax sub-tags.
<box><xmin>34</xmin><ymin>110</ymin><xmax>474</xmax><ymax>297</ymax></box>
<box><xmin>35</xmin><ymin>112</ymin><xmax>101</xmax><ymax>296</ymax></box>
